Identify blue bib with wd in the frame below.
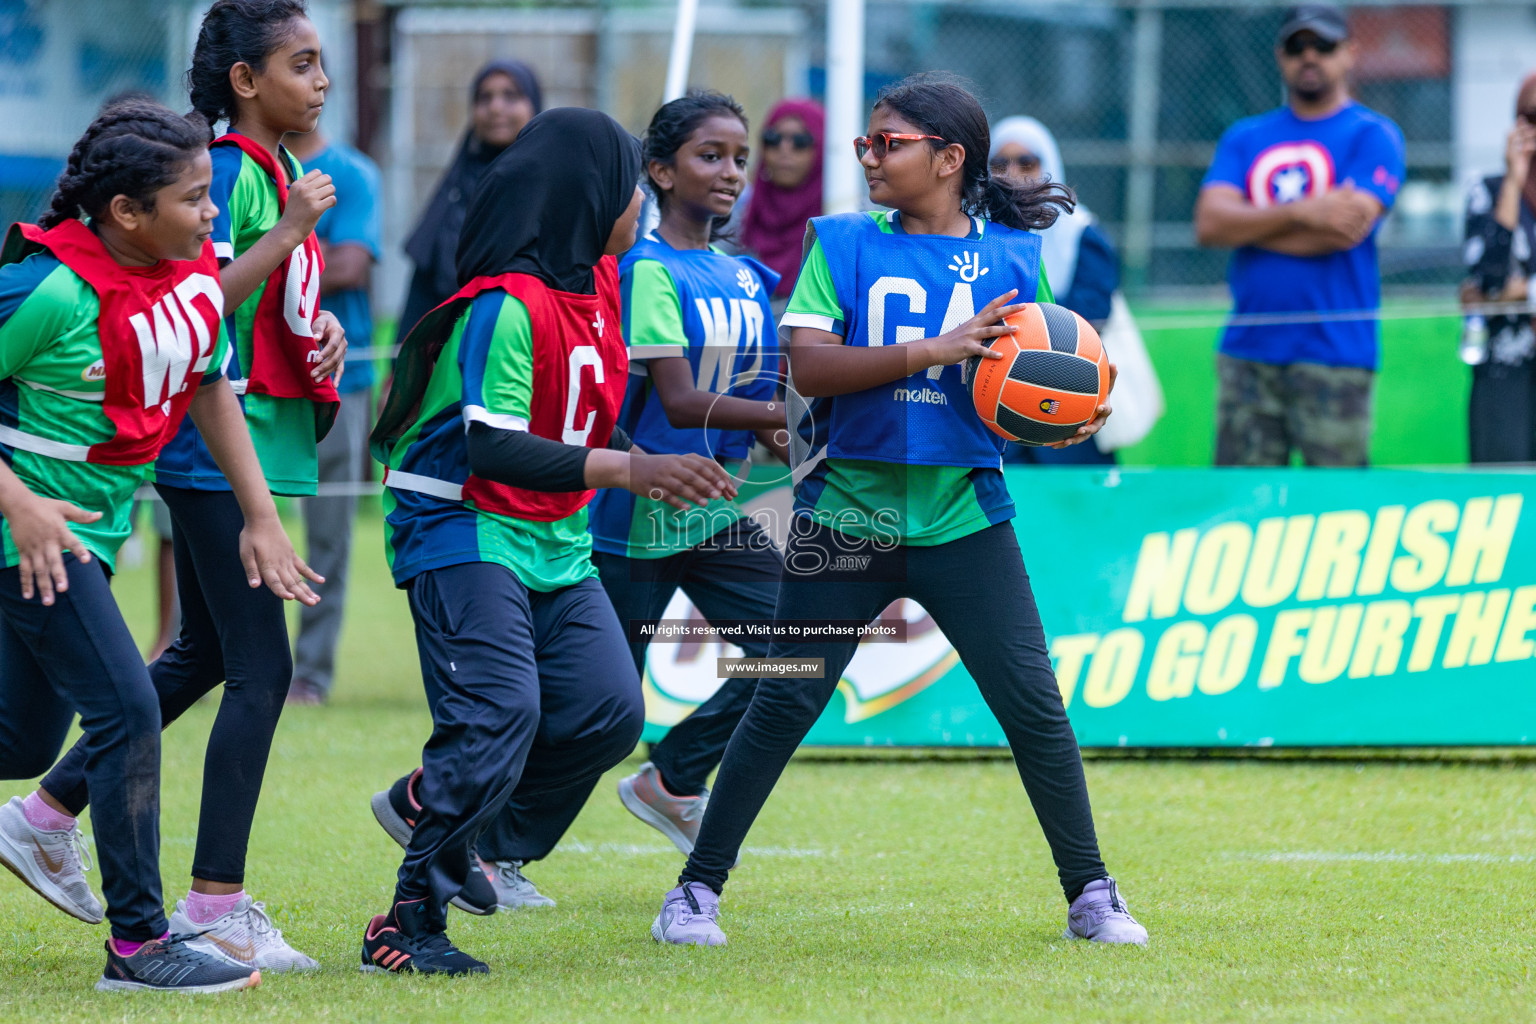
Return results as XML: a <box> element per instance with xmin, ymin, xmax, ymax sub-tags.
<box><xmin>616</xmin><ymin>233</ymin><xmax>780</xmax><ymax>461</ymax></box>
<box><xmin>806</xmin><ymin>211</ymin><xmax>1042</xmax><ymax>467</ymax></box>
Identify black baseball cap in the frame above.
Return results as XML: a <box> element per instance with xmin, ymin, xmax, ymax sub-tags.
<box><xmin>1276</xmin><ymin>4</ymin><xmax>1349</xmax><ymax>45</ymax></box>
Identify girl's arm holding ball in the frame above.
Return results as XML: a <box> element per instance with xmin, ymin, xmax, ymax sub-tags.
<box><xmin>788</xmin><ymin>289</ymin><xmax>1025</xmax><ymax>398</ymax></box>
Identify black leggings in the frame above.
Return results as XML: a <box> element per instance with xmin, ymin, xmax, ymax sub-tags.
<box><xmin>601</xmin><ymin>517</ymin><xmax>782</xmax><ymax>796</ymax></box>
<box><xmin>679</xmin><ymin>520</ymin><xmax>1108</xmax><ymax>900</ymax></box>
<box><xmin>477</xmin><ymin>518</ymin><xmax>781</xmax><ymax>864</ymax></box>
<box><xmin>43</xmin><ymin>485</ymin><xmax>292</xmax><ymax>885</ymax></box>
<box><xmin>0</xmin><ymin>556</ymin><xmax>167</xmax><ymax>940</ymax></box>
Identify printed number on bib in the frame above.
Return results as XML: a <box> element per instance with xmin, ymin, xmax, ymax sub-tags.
<box><xmin>867</xmin><ymin>276</ymin><xmax>979</xmax><ymax>380</ymax></box>
<box><xmin>563</xmin><ymin>346</ymin><xmax>605</xmax><ymax>445</ymax></box>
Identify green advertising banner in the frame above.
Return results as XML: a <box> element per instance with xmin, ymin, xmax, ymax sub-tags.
<box><xmin>639</xmin><ymin>467</ymin><xmax>1536</xmax><ymax>747</ymax></box>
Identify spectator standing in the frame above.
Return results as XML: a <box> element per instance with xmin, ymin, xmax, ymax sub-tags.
<box><xmin>739</xmin><ymin>98</ymin><xmax>823</xmax><ymax>313</ymax></box>
<box><xmin>284</xmin><ymin>124</ymin><xmax>382</xmax><ymax>705</ymax></box>
<box><xmin>1461</xmin><ymin>72</ymin><xmax>1536</xmax><ymax>462</ymax></box>
<box><xmin>991</xmin><ymin>115</ymin><xmax>1119</xmax><ymax>466</ymax></box>
<box><xmin>990</xmin><ymin>116</ymin><xmax>1118</xmax><ymax>327</ymax></box>
<box><xmin>396</xmin><ymin>61</ymin><xmax>541</xmax><ymax>340</ymax></box>
<box><xmin>1195</xmin><ymin>4</ymin><xmax>1404</xmax><ymax>467</ymax></box>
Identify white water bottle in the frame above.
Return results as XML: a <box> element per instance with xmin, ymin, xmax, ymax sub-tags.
<box><xmin>1459</xmin><ymin>315</ymin><xmax>1489</xmax><ymax>366</ymax></box>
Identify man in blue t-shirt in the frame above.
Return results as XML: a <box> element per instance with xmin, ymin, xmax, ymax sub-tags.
<box><xmin>1195</xmin><ymin>4</ymin><xmax>1405</xmax><ymax>467</ymax></box>
<box><xmin>285</xmin><ymin>126</ymin><xmax>383</xmax><ymax>704</ymax></box>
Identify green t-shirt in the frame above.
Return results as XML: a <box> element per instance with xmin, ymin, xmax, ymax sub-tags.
<box><xmin>155</xmin><ymin>142</ymin><xmax>319</xmax><ymax>495</ymax></box>
<box><xmin>779</xmin><ymin>210</ymin><xmax>1052</xmax><ymax>546</ymax></box>
<box><xmin>592</xmin><ymin>255</ymin><xmax>751</xmax><ymax>559</ymax></box>
<box><xmin>0</xmin><ymin>254</ymin><xmax>228</xmax><ymax>570</ymax></box>
<box><xmin>383</xmin><ymin>290</ymin><xmax>596</xmax><ymax>591</ymax></box>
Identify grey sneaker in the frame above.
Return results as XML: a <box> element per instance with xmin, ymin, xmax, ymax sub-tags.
<box><xmin>480</xmin><ymin>857</ymin><xmax>556</xmax><ymax>909</ymax></box>
<box><xmin>0</xmin><ymin>796</ymin><xmax>103</xmax><ymax>924</ymax></box>
<box><xmin>169</xmin><ymin>895</ymin><xmax>320</xmax><ymax>972</ymax></box>
<box><xmin>618</xmin><ymin>762</ymin><xmax>707</xmax><ymax>856</ymax></box>
<box><xmin>1065</xmin><ymin>877</ymin><xmax>1148</xmax><ymax>945</ymax></box>
<box><xmin>651</xmin><ymin>882</ymin><xmax>727</xmax><ymax>946</ymax></box>
<box><xmin>97</xmin><ymin>933</ymin><xmax>259</xmax><ymax>993</ymax></box>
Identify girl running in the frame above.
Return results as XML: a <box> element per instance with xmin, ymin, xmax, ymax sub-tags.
<box><xmin>650</xmin><ymin>74</ymin><xmax>1148</xmax><ymax>947</ymax></box>
<box><xmin>15</xmin><ymin>0</ymin><xmax>344</xmax><ymax>972</ymax></box>
<box><xmin>0</xmin><ymin>99</ymin><xmax>316</xmax><ymax>993</ymax></box>
<box><xmin>361</xmin><ymin>106</ymin><xmax>736</xmax><ymax>975</ymax></box>
<box><xmin>597</xmin><ymin>92</ymin><xmax>786</xmax><ymax>856</ymax></box>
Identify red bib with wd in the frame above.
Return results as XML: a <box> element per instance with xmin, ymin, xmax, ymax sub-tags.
<box><xmin>374</xmin><ymin>256</ymin><xmax>628</xmax><ymax>522</ymax></box>
<box><xmin>209</xmin><ymin>134</ymin><xmax>339</xmax><ymax>426</ymax></box>
<box><xmin>0</xmin><ymin>221</ymin><xmax>224</xmax><ymax>465</ymax></box>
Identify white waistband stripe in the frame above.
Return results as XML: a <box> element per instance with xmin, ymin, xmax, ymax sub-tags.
<box><xmin>0</xmin><ymin>424</ymin><xmax>91</xmax><ymax>461</ymax></box>
<box><xmin>16</xmin><ymin>378</ymin><xmax>104</xmax><ymax>402</ymax></box>
<box><xmin>382</xmin><ymin>468</ymin><xmax>464</xmax><ymax>502</ymax></box>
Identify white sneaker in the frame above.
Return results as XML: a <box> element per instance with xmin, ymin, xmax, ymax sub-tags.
<box><xmin>0</xmin><ymin>796</ymin><xmax>103</xmax><ymax>924</ymax></box>
<box><xmin>481</xmin><ymin>858</ymin><xmax>556</xmax><ymax>909</ymax></box>
<box><xmin>1064</xmin><ymin>877</ymin><xmax>1149</xmax><ymax>945</ymax></box>
<box><xmin>170</xmin><ymin>895</ymin><xmax>320</xmax><ymax>972</ymax></box>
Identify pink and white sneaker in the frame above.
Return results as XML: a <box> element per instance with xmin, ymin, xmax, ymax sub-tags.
<box><xmin>618</xmin><ymin>763</ymin><xmax>707</xmax><ymax>856</ymax></box>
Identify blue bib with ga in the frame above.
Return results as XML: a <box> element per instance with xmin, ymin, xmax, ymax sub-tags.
<box><xmin>806</xmin><ymin>211</ymin><xmax>1042</xmax><ymax>467</ymax></box>
<box><xmin>615</xmin><ymin>233</ymin><xmax>780</xmax><ymax>461</ymax></box>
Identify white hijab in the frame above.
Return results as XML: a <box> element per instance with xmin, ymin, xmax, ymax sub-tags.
<box><xmin>989</xmin><ymin>116</ymin><xmax>1094</xmax><ymax>298</ymax></box>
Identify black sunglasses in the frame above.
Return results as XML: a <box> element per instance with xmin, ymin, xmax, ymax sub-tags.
<box><xmin>1283</xmin><ymin>34</ymin><xmax>1340</xmax><ymax>56</ymax></box>
<box><xmin>990</xmin><ymin>154</ymin><xmax>1042</xmax><ymax>174</ymax></box>
<box><xmin>763</xmin><ymin>128</ymin><xmax>815</xmax><ymax>151</ymax></box>
<box><xmin>1521</xmin><ymin>108</ymin><xmax>1536</xmax><ymax>126</ymax></box>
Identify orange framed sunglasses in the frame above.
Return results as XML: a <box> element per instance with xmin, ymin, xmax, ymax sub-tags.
<box><xmin>853</xmin><ymin>131</ymin><xmax>948</xmax><ymax>160</ymax></box>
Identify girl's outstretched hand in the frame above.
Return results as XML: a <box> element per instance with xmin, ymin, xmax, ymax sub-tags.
<box><xmin>918</xmin><ymin>289</ymin><xmax>1029</xmax><ymax>371</ymax></box>
<box><xmin>1051</xmin><ymin>362</ymin><xmax>1119</xmax><ymax>448</ymax></box>
<box><xmin>239</xmin><ymin>514</ymin><xmax>324</xmax><ymax>604</ymax></box>
<box><xmin>7</xmin><ymin>494</ymin><xmax>100</xmax><ymax>605</ymax></box>
<box><xmin>629</xmin><ymin>452</ymin><xmax>739</xmax><ymax>511</ymax></box>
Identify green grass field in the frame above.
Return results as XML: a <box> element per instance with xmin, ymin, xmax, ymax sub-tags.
<box><xmin>0</xmin><ymin>306</ymin><xmax>1511</xmax><ymax>1021</ymax></box>
<box><xmin>2</xmin><ymin>511</ymin><xmax>1534</xmax><ymax>1022</ymax></box>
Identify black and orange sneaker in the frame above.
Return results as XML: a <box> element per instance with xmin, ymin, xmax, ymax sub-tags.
<box><xmin>360</xmin><ymin>898</ymin><xmax>487</xmax><ymax>977</ymax></box>
<box><xmin>370</xmin><ymin>770</ymin><xmax>496</xmax><ymax>916</ymax></box>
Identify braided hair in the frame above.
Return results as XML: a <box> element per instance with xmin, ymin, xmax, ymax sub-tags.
<box><xmin>41</xmin><ymin>100</ymin><xmax>213</xmax><ymax>230</ymax></box>
<box><xmin>873</xmin><ymin>73</ymin><xmax>1074</xmax><ymax>232</ymax></box>
<box><xmin>642</xmin><ymin>90</ymin><xmax>748</xmax><ymax>242</ymax></box>
<box><xmin>187</xmin><ymin>0</ymin><xmax>308</xmax><ymax>128</ymax></box>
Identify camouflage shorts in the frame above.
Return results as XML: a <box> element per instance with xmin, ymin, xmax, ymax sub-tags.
<box><xmin>1215</xmin><ymin>354</ymin><xmax>1374</xmax><ymax>467</ymax></box>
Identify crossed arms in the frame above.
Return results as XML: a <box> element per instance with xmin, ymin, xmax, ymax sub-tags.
<box><xmin>1194</xmin><ymin>183</ymin><xmax>1383</xmax><ymax>257</ymax></box>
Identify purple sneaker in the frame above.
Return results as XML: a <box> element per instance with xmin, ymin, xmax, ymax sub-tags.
<box><xmin>651</xmin><ymin>882</ymin><xmax>727</xmax><ymax>946</ymax></box>
<box><xmin>1065</xmin><ymin>877</ymin><xmax>1148</xmax><ymax>945</ymax></box>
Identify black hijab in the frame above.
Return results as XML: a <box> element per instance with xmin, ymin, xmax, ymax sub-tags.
<box><xmin>455</xmin><ymin>107</ymin><xmax>642</xmax><ymax>295</ymax></box>
<box><xmin>401</xmin><ymin>60</ymin><xmax>544</xmax><ymax>301</ymax></box>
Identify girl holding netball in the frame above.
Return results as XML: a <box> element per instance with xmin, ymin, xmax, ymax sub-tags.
<box><xmin>650</xmin><ymin>73</ymin><xmax>1148</xmax><ymax>947</ymax></box>
<box><xmin>15</xmin><ymin>0</ymin><xmax>344</xmax><ymax>973</ymax></box>
<box><xmin>362</xmin><ymin>106</ymin><xmax>736</xmax><ymax>974</ymax></box>
<box><xmin>0</xmin><ymin>99</ymin><xmax>316</xmax><ymax>993</ymax></box>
